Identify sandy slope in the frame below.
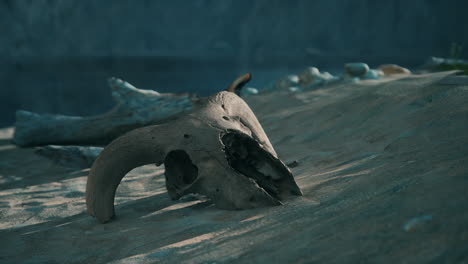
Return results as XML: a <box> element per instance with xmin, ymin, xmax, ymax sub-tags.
<box><xmin>1</xmin><ymin>71</ymin><xmax>467</xmax><ymax>263</ymax></box>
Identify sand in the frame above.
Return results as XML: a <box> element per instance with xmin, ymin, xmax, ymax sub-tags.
<box><xmin>1</xmin><ymin>71</ymin><xmax>467</xmax><ymax>263</ymax></box>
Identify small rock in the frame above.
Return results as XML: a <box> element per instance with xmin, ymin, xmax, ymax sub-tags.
<box><xmin>274</xmin><ymin>75</ymin><xmax>300</xmax><ymax>90</ymax></box>
<box><xmin>377</xmin><ymin>64</ymin><xmax>411</xmax><ymax>75</ymax></box>
<box><xmin>363</xmin><ymin>69</ymin><xmax>385</xmax><ymax>80</ymax></box>
<box><xmin>240</xmin><ymin>87</ymin><xmax>259</xmax><ymax>96</ymax></box>
<box><xmin>298</xmin><ymin>67</ymin><xmax>321</xmax><ymax>85</ymax></box>
<box><xmin>298</xmin><ymin>67</ymin><xmax>339</xmax><ymax>88</ymax></box>
<box><xmin>321</xmin><ymin>71</ymin><xmax>337</xmax><ymax>81</ymax></box>
<box><xmin>344</xmin><ymin>62</ymin><xmax>370</xmax><ymax>77</ymax></box>
<box><xmin>288</xmin><ymin>87</ymin><xmax>302</xmax><ymax>93</ymax></box>
<box><xmin>342</xmin><ymin>76</ymin><xmax>361</xmax><ymax>83</ymax></box>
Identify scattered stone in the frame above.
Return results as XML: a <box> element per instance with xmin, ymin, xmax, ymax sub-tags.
<box><xmin>377</xmin><ymin>64</ymin><xmax>411</xmax><ymax>75</ymax></box>
<box><xmin>345</xmin><ymin>62</ymin><xmax>370</xmax><ymax>77</ymax></box>
<box><xmin>288</xmin><ymin>87</ymin><xmax>302</xmax><ymax>93</ymax></box>
<box><xmin>403</xmin><ymin>214</ymin><xmax>433</xmax><ymax>232</ymax></box>
<box><xmin>298</xmin><ymin>67</ymin><xmax>321</xmax><ymax>85</ymax></box>
<box><xmin>240</xmin><ymin>87</ymin><xmax>259</xmax><ymax>97</ymax></box>
<box><xmin>342</xmin><ymin>76</ymin><xmax>361</xmax><ymax>83</ymax></box>
<box><xmin>274</xmin><ymin>75</ymin><xmax>300</xmax><ymax>90</ymax></box>
<box><xmin>35</xmin><ymin>145</ymin><xmax>103</xmax><ymax>169</ymax></box>
<box><xmin>363</xmin><ymin>69</ymin><xmax>385</xmax><ymax>80</ymax></box>
<box><xmin>298</xmin><ymin>67</ymin><xmax>339</xmax><ymax>88</ymax></box>
<box><xmin>269</xmin><ymin>62</ymin><xmax>381</xmax><ymax>92</ymax></box>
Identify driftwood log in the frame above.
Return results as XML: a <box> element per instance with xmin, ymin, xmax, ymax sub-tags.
<box><xmin>13</xmin><ymin>78</ymin><xmax>195</xmax><ymax>147</ymax></box>
<box><xmin>14</xmin><ymin>75</ymin><xmax>251</xmax><ymax>147</ymax></box>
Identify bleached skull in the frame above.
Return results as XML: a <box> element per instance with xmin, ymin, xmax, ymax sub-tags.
<box><xmin>86</xmin><ymin>79</ymin><xmax>302</xmax><ymax>223</ymax></box>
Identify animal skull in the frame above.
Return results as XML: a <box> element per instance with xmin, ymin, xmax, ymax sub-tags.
<box><xmin>86</xmin><ymin>78</ymin><xmax>302</xmax><ymax>223</ymax></box>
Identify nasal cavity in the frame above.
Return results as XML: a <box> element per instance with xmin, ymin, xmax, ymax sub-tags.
<box><xmin>221</xmin><ymin>132</ymin><xmax>284</xmax><ymax>199</ymax></box>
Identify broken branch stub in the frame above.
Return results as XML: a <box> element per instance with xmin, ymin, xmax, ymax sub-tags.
<box><xmin>226</xmin><ymin>73</ymin><xmax>252</xmax><ymax>95</ymax></box>
<box><xmin>13</xmin><ymin>78</ymin><xmax>194</xmax><ymax>147</ymax></box>
<box><xmin>86</xmin><ymin>90</ymin><xmax>302</xmax><ymax>223</ymax></box>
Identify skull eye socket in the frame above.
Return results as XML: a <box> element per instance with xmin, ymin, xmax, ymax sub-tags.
<box><xmin>221</xmin><ymin>132</ymin><xmax>302</xmax><ymax>201</ymax></box>
<box><xmin>164</xmin><ymin>150</ymin><xmax>198</xmax><ymax>200</ymax></box>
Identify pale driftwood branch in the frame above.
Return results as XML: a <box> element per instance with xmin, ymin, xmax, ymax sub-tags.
<box><xmin>13</xmin><ymin>78</ymin><xmax>194</xmax><ymax>147</ymax></box>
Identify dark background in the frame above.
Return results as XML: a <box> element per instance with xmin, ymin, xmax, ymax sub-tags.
<box><xmin>1</xmin><ymin>0</ymin><xmax>467</xmax><ymax>127</ymax></box>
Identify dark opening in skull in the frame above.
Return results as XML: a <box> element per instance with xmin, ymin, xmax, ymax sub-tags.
<box><xmin>164</xmin><ymin>150</ymin><xmax>199</xmax><ymax>200</ymax></box>
<box><xmin>222</xmin><ymin>131</ymin><xmax>302</xmax><ymax>202</ymax></box>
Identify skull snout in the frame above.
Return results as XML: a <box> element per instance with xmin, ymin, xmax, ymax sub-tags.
<box><xmin>221</xmin><ymin>131</ymin><xmax>302</xmax><ymax>203</ymax></box>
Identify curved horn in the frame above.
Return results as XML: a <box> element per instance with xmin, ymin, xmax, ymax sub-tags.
<box><xmin>226</xmin><ymin>73</ymin><xmax>252</xmax><ymax>95</ymax></box>
<box><xmin>86</xmin><ymin>125</ymin><xmax>169</xmax><ymax>223</ymax></box>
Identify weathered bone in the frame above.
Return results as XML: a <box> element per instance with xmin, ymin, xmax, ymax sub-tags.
<box><xmin>13</xmin><ymin>78</ymin><xmax>195</xmax><ymax>147</ymax></box>
<box><xmin>86</xmin><ymin>90</ymin><xmax>302</xmax><ymax>223</ymax></box>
